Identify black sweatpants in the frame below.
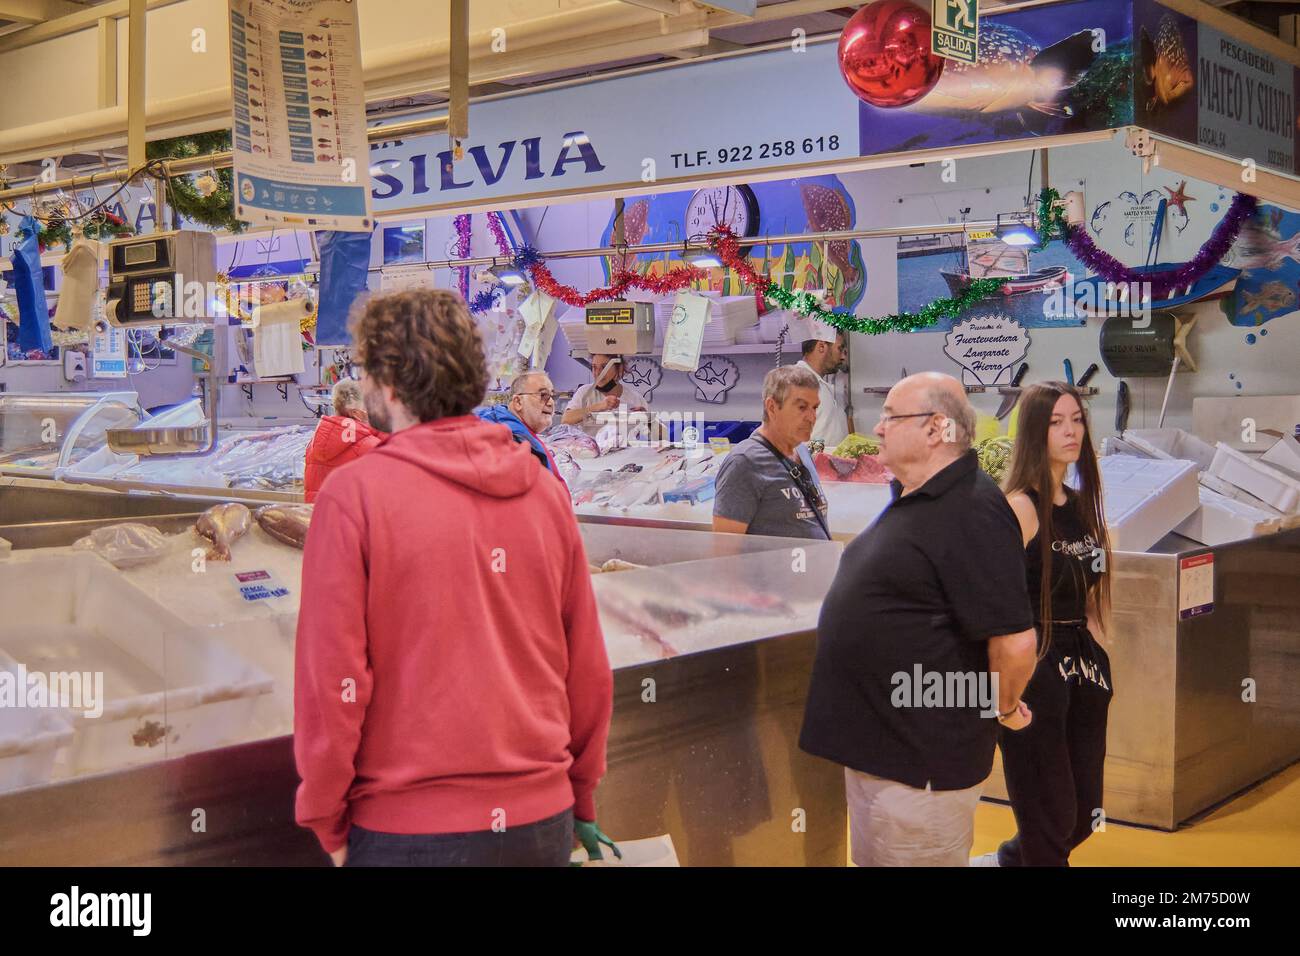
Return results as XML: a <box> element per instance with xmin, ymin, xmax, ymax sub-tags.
<box><xmin>997</xmin><ymin>625</ymin><xmax>1113</xmax><ymax>867</ymax></box>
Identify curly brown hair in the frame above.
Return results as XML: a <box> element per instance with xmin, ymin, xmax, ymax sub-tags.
<box><xmin>349</xmin><ymin>289</ymin><xmax>488</xmax><ymax>423</ymax></box>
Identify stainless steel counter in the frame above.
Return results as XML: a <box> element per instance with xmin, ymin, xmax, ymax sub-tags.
<box><xmin>0</xmin><ymin>495</ymin><xmax>844</xmax><ymax>866</ymax></box>
<box><xmin>984</xmin><ymin>528</ymin><xmax>1300</xmax><ymax>830</ymax></box>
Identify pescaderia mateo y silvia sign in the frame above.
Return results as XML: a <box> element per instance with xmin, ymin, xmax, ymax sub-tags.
<box><xmin>364</xmin><ymin>0</ymin><xmax>1131</xmax><ymax>214</ymax></box>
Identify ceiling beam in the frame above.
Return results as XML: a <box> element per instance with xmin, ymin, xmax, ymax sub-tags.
<box><xmin>0</xmin><ymin>0</ymin><xmax>84</xmax><ymax>23</ymax></box>
<box><xmin>618</xmin><ymin>0</ymin><xmax>684</xmax><ymax>14</ymax></box>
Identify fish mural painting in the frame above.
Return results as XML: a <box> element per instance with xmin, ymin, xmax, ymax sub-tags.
<box><xmin>855</xmin><ymin>0</ymin><xmax>1133</xmax><ymax>155</ymax></box>
<box><xmin>599</xmin><ymin>175</ymin><xmax>867</xmax><ymax>314</ymax></box>
<box><xmin>1227</xmin><ymin>205</ymin><xmax>1300</xmax><ymax>329</ymax></box>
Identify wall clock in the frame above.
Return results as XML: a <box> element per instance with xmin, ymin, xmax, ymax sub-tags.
<box><xmin>685</xmin><ymin>184</ymin><xmax>760</xmax><ymax>257</ymax></box>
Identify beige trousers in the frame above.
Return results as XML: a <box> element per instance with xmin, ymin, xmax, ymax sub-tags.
<box><xmin>844</xmin><ymin>767</ymin><xmax>984</xmax><ymax>867</ymax></box>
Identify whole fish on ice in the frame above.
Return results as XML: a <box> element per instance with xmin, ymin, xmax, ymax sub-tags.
<box><xmin>254</xmin><ymin>504</ymin><xmax>313</xmax><ymax>549</ymax></box>
<box><xmin>907</xmin><ymin>24</ymin><xmax>1099</xmax><ymax>119</ymax></box>
<box><xmin>196</xmin><ymin>502</ymin><xmax>252</xmax><ymax>561</ymax></box>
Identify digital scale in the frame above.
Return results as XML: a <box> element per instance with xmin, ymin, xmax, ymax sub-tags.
<box><xmin>584</xmin><ymin>300</ymin><xmax>655</xmax><ymax>354</ymax></box>
<box><xmin>105</xmin><ymin>230</ymin><xmax>218</xmax><ymax>327</ymax></box>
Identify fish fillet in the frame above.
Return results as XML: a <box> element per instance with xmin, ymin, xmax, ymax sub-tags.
<box><xmin>254</xmin><ymin>504</ymin><xmax>313</xmax><ymax>549</ymax></box>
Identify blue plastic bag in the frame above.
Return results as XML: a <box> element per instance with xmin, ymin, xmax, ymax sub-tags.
<box><xmin>10</xmin><ymin>215</ymin><xmax>52</xmax><ymax>354</ymax></box>
<box><xmin>314</xmin><ymin>228</ymin><xmax>373</xmax><ymax>346</ymax></box>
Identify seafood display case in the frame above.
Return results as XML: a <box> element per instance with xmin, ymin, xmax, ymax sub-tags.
<box><xmin>0</xmin><ymin>512</ymin><xmax>847</xmax><ymax>865</ymax></box>
<box><xmin>0</xmin><ymin>392</ymin><xmax>145</xmax><ymax>479</ymax></box>
<box><xmin>59</xmin><ymin>399</ymin><xmax>312</xmax><ymax>502</ymax></box>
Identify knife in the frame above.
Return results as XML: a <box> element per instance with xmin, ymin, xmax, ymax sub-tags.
<box><xmin>1063</xmin><ymin>358</ymin><xmax>1075</xmax><ymax>386</ymax></box>
<box><xmin>1077</xmin><ymin>363</ymin><xmax>1099</xmax><ymax>389</ymax></box>
<box><xmin>996</xmin><ymin>363</ymin><xmax>1030</xmax><ymax>420</ymax></box>
<box><xmin>1115</xmin><ymin>380</ymin><xmax>1131</xmax><ymax>433</ymax></box>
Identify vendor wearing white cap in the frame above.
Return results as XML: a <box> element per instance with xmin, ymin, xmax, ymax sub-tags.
<box><xmin>794</xmin><ymin>317</ymin><xmax>851</xmax><ymax>447</ymax></box>
<box><xmin>562</xmin><ymin>353</ymin><xmax>649</xmax><ymax>437</ymax></box>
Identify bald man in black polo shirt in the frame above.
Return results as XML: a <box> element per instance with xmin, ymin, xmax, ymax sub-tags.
<box><xmin>800</xmin><ymin>372</ymin><xmax>1038</xmax><ymax>867</ymax></box>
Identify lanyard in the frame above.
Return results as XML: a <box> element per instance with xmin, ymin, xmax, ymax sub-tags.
<box><xmin>752</xmin><ymin>433</ymin><xmax>832</xmax><ymax>540</ymax></box>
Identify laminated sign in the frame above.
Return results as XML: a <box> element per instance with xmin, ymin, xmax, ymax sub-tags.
<box><xmin>517</xmin><ymin>291</ymin><xmax>558</xmax><ymax>367</ymax></box>
<box><xmin>227</xmin><ymin>0</ymin><xmax>373</xmax><ymax>230</ymax></box>
<box><xmin>662</xmin><ymin>292</ymin><xmax>711</xmax><ymax>373</ymax></box>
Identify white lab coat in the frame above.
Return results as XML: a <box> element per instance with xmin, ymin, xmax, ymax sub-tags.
<box><xmin>796</xmin><ymin>359</ymin><xmax>849</xmax><ymax>447</ymax></box>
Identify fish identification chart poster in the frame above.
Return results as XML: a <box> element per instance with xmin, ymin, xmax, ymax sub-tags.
<box><xmin>228</xmin><ymin>0</ymin><xmax>373</xmax><ymax>230</ymax></box>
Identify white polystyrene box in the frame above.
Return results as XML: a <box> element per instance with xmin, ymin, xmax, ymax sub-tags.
<box><xmin>1260</xmin><ymin>434</ymin><xmax>1300</xmax><ymax>478</ymax></box>
<box><xmin>1174</xmin><ymin>485</ymin><xmax>1284</xmax><ymax>546</ymax></box>
<box><xmin>1208</xmin><ymin>443</ymin><xmax>1300</xmax><ymax>514</ymax></box>
<box><xmin>1119</xmin><ymin>428</ymin><xmax>1217</xmax><ymax>471</ymax></box>
<box><xmin>0</xmin><ymin>650</ymin><xmax>76</xmax><ymax>794</ymax></box>
<box><xmin>0</xmin><ymin>552</ymin><xmax>273</xmax><ymax>777</ymax></box>
<box><xmin>1098</xmin><ymin>455</ymin><xmax>1201</xmax><ymax>553</ymax></box>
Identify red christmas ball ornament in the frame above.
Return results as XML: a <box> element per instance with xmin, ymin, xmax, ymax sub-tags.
<box><xmin>837</xmin><ymin>0</ymin><xmax>945</xmax><ymax>109</ymax></box>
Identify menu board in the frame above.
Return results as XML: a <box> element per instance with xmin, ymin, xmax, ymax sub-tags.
<box><xmin>227</xmin><ymin>0</ymin><xmax>373</xmax><ymax>230</ymax></box>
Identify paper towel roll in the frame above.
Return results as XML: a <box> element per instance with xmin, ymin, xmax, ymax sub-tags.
<box><xmin>251</xmin><ymin>299</ymin><xmax>308</xmax><ymax>377</ymax></box>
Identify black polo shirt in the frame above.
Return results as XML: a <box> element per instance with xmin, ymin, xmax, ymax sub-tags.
<box><xmin>799</xmin><ymin>450</ymin><xmax>1033</xmax><ymax>790</ymax></box>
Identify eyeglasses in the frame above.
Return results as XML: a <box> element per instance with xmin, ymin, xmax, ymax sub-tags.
<box><xmin>878</xmin><ymin>410</ymin><xmax>937</xmax><ymax>425</ymax></box>
<box><xmin>517</xmin><ymin>390</ymin><xmax>556</xmax><ymax>403</ymax></box>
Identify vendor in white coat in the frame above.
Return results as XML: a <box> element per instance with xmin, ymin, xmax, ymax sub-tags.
<box><xmin>562</xmin><ymin>353</ymin><xmax>650</xmax><ymax>437</ymax></box>
<box><xmin>793</xmin><ymin>317</ymin><xmax>851</xmax><ymax>447</ymax></box>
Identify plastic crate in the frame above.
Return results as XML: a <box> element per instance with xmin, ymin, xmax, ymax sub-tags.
<box><xmin>664</xmin><ymin>420</ymin><xmax>759</xmax><ymax>443</ymax></box>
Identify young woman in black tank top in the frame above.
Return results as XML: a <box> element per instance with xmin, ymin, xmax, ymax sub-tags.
<box><xmin>973</xmin><ymin>382</ymin><xmax>1113</xmax><ymax>867</ymax></box>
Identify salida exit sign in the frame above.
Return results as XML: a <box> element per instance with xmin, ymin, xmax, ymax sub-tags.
<box><xmin>932</xmin><ymin>0</ymin><xmax>979</xmax><ymax>65</ymax></box>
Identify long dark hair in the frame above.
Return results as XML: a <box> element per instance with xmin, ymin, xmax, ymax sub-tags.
<box><xmin>1002</xmin><ymin>382</ymin><xmax>1112</xmax><ymax>658</ymax></box>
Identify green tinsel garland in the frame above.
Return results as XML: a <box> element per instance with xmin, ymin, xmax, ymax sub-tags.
<box><xmin>1033</xmin><ymin>187</ymin><xmax>1070</xmax><ymax>252</ymax></box>
<box><xmin>26</xmin><ymin>216</ymin><xmax>134</xmax><ymax>252</ymax></box>
<box><xmin>147</xmin><ymin>131</ymin><xmax>245</xmax><ymax>234</ymax></box>
<box><xmin>765</xmin><ymin>277</ymin><xmax>1010</xmax><ymax>335</ymax></box>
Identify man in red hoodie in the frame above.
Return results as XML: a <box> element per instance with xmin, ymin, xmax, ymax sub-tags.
<box><xmin>303</xmin><ymin>378</ymin><xmax>386</xmax><ymax>503</ymax></box>
<box><xmin>295</xmin><ymin>288</ymin><xmax>615</xmax><ymax>867</ymax></box>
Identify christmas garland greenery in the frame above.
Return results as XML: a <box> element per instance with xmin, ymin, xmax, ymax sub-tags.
<box><xmin>147</xmin><ymin>131</ymin><xmax>245</xmax><ymax>234</ymax></box>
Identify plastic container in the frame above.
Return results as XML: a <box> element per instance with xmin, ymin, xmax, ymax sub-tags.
<box><xmin>1207</xmin><ymin>443</ymin><xmax>1300</xmax><ymax>514</ymax></box>
<box><xmin>664</xmin><ymin>420</ymin><xmax>759</xmax><ymax>443</ymax></box>
<box><xmin>0</xmin><ymin>650</ymin><xmax>76</xmax><ymax>795</ymax></box>
<box><xmin>0</xmin><ymin>552</ymin><xmax>274</xmax><ymax>777</ymax></box>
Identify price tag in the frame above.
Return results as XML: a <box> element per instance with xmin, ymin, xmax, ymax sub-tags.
<box><xmin>232</xmin><ymin>569</ymin><xmax>292</xmax><ymax>603</ymax></box>
<box><xmin>1178</xmin><ymin>553</ymin><xmax>1214</xmax><ymax>620</ymax></box>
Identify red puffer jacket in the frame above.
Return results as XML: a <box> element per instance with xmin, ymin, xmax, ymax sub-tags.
<box><xmin>304</xmin><ymin>415</ymin><xmax>385</xmax><ymax>502</ymax></box>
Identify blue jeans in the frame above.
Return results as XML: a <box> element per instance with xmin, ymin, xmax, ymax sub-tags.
<box><xmin>344</xmin><ymin>808</ymin><xmax>575</xmax><ymax>867</ymax></box>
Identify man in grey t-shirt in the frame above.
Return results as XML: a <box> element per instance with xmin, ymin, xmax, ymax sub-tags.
<box><xmin>713</xmin><ymin>365</ymin><xmax>830</xmax><ymax>540</ymax></box>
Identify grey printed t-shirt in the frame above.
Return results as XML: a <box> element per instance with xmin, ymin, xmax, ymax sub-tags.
<box><xmin>714</xmin><ymin>437</ymin><xmax>830</xmax><ymax>539</ymax></box>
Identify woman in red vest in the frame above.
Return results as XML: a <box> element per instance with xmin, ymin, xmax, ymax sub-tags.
<box><xmin>304</xmin><ymin>378</ymin><xmax>386</xmax><ymax>502</ymax></box>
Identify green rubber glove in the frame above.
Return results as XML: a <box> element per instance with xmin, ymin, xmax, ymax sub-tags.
<box><xmin>574</xmin><ymin>820</ymin><xmax>622</xmax><ymax>863</ymax></box>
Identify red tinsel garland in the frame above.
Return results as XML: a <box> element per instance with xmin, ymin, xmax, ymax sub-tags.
<box><xmin>528</xmin><ymin>260</ymin><xmax>704</xmax><ymax>308</ymax></box>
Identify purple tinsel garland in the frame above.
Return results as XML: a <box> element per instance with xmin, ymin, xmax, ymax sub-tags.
<box><xmin>454</xmin><ymin>213</ymin><xmax>472</xmax><ymax>301</ymax></box>
<box><xmin>1065</xmin><ymin>192</ymin><xmax>1257</xmax><ymax>299</ymax></box>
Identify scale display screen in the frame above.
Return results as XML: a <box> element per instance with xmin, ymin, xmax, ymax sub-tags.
<box><xmin>123</xmin><ymin>243</ymin><xmax>158</xmax><ymax>267</ymax></box>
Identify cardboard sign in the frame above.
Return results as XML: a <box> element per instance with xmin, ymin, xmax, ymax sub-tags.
<box><xmin>944</xmin><ymin>313</ymin><xmax>1031</xmax><ymax>386</ymax></box>
<box><xmin>232</xmin><ymin>569</ymin><xmax>291</xmax><ymax>603</ymax></box>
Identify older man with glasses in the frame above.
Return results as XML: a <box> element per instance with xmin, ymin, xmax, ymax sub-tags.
<box><xmin>800</xmin><ymin>371</ymin><xmax>1038</xmax><ymax>867</ymax></box>
<box><xmin>476</xmin><ymin>371</ymin><xmax>567</xmax><ymax>482</ymax></box>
